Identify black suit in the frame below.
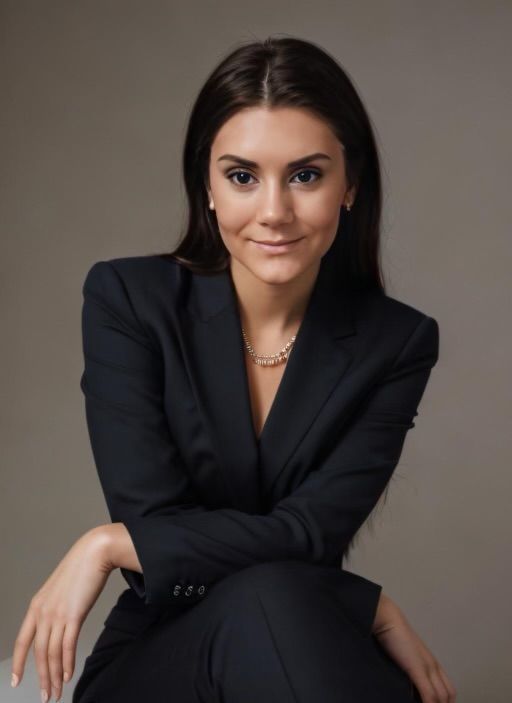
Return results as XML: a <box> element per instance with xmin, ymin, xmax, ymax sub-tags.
<box><xmin>72</xmin><ymin>251</ymin><xmax>438</xmax><ymax>702</ymax></box>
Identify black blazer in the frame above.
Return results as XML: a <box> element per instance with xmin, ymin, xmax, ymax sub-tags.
<box><xmin>80</xmin><ymin>252</ymin><xmax>439</xmax><ymax>639</ymax></box>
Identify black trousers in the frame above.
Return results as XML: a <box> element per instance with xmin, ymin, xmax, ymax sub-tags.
<box><xmin>72</xmin><ymin>560</ymin><xmax>420</xmax><ymax>702</ymax></box>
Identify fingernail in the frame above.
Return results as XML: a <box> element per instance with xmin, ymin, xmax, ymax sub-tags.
<box><xmin>11</xmin><ymin>673</ymin><xmax>19</xmax><ymax>687</ymax></box>
<box><xmin>40</xmin><ymin>689</ymin><xmax>48</xmax><ymax>703</ymax></box>
<box><xmin>63</xmin><ymin>671</ymin><xmax>70</xmax><ymax>682</ymax></box>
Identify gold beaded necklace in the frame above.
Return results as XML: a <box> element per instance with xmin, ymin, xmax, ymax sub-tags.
<box><xmin>241</xmin><ymin>327</ymin><xmax>296</xmax><ymax>366</ymax></box>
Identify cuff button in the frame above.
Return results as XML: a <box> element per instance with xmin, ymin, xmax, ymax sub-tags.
<box><xmin>185</xmin><ymin>585</ymin><xmax>194</xmax><ymax>596</ymax></box>
<box><xmin>173</xmin><ymin>585</ymin><xmax>182</xmax><ymax>596</ymax></box>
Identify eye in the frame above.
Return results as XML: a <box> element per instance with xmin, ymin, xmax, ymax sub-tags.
<box><xmin>226</xmin><ymin>168</ymin><xmax>322</xmax><ymax>187</ymax></box>
<box><xmin>292</xmin><ymin>169</ymin><xmax>322</xmax><ymax>184</ymax></box>
<box><xmin>227</xmin><ymin>170</ymin><xmax>256</xmax><ymax>186</ymax></box>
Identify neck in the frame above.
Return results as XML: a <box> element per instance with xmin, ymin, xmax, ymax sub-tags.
<box><xmin>229</xmin><ymin>257</ymin><xmax>321</xmax><ymax>343</ymax></box>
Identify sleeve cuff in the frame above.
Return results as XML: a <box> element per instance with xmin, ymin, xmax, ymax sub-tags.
<box><xmin>333</xmin><ymin>569</ymin><xmax>383</xmax><ymax>637</ymax></box>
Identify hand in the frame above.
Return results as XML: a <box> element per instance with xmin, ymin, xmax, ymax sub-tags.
<box><xmin>372</xmin><ymin>594</ymin><xmax>457</xmax><ymax>702</ymax></box>
<box><xmin>11</xmin><ymin>527</ymin><xmax>113</xmax><ymax>702</ymax></box>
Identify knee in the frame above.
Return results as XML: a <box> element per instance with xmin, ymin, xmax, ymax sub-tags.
<box><xmin>199</xmin><ymin>562</ymin><xmax>317</xmax><ymax>650</ymax></box>
<box><xmin>208</xmin><ymin>559</ymin><xmax>324</xmax><ymax>609</ymax></box>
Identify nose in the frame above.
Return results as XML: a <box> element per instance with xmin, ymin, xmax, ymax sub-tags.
<box><xmin>257</xmin><ymin>182</ymin><xmax>294</xmax><ymax>226</ymax></box>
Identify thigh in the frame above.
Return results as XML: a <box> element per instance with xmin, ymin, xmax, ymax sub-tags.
<box><xmin>72</xmin><ymin>595</ymin><xmax>182</xmax><ymax>703</ymax></box>
<box><xmin>72</xmin><ymin>625</ymin><xmax>137</xmax><ymax>703</ymax></box>
<box><xmin>238</xmin><ymin>560</ymin><xmax>420</xmax><ymax>702</ymax></box>
<box><xmin>72</xmin><ymin>583</ymin><xmax>246</xmax><ymax>703</ymax></box>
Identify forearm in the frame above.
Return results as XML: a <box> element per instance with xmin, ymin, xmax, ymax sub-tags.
<box><xmin>94</xmin><ymin>522</ymin><xmax>383</xmax><ymax>631</ymax></box>
<box><xmin>93</xmin><ymin>521</ymin><xmax>387</xmax><ymax>625</ymax></box>
<box><xmin>94</xmin><ymin>523</ymin><xmax>143</xmax><ymax>573</ymax></box>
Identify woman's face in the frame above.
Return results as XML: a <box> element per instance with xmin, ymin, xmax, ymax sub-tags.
<box><xmin>207</xmin><ymin>106</ymin><xmax>356</xmax><ymax>286</ymax></box>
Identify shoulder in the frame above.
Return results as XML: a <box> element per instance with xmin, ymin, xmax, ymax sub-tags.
<box><xmin>83</xmin><ymin>254</ymin><xmax>186</xmax><ymax>295</ymax></box>
<box><xmin>81</xmin><ymin>254</ymin><xmax>191</xmax><ymax>344</ymax></box>
<box><xmin>82</xmin><ymin>254</ymin><xmax>192</xmax><ymax>316</ymax></box>
<box><xmin>350</xmin><ymin>287</ymin><xmax>440</xmax><ymax>365</ymax></box>
<box><xmin>356</xmin><ymin>287</ymin><xmax>437</xmax><ymax>326</ymax></box>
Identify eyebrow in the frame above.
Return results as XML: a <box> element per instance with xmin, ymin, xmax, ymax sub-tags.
<box><xmin>217</xmin><ymin>152</ymin><xmax>332</xmax><ymax>168</ymax></box>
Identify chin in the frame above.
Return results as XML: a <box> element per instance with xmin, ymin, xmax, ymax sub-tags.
<box><xmin>249</xmin><ymin>260</ymin><xmax>308</xmax><ymax>286</ymax></box>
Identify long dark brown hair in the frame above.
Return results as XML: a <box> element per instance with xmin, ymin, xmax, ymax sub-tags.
<box><xmin>164</xmin><ymin>34</ymin><xmax>385</xmax><ymax>293</ymax></box>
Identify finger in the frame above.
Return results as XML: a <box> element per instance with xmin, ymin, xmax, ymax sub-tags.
<box><xmin>413</xmin><ymin>672</ymin><xmax>438</xmax><ymax>703</ymax></box>
<box><xmin>437</xmin><ymin>665</ymin><xmax>458</xmax><ymax>701</ymax></box>
<box><xmin>430</xmin><ymin>661</ymin><xmax>452</xmax><ymax>702</ymax></box>
<box><xmin>33</xmin><ymin>619</ymin><xmax>52</xmax><ymax>703</ymax></box>
<box><xmin>11</xmin><ymin>609</ymin><xmax>37</xmax><ymax>686</ymax></box>
<box><xmin>62</xmin><ymin>619</ymin><xmax>81</xmax><ymax>684</ymax></box>
<box><xmin>48</xmin><ymin>621</ymin><xmax>65</xmax><ymax>701</ymax></box>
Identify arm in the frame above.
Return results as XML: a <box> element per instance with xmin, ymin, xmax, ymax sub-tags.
<box><xmin>101</xmin><ymin>522</ymin><xmax>392</xmax><ymax>639</ymax></box>
<box><xmin>81</xmin><ymin>260</ymin><xmax>209</xmax><ymax>601</ymax></box>
<box><xmin>82</xmin><ymin>261</ymin><xmax>439</xmax><ymax>631</ymax></box>
<box><xmin>101</xmin><ymin>520</ymin><xmax>389</xmax><ymax>637</ymax></box>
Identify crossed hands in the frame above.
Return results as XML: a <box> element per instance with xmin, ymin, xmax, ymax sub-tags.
<box><xmin>10</xmin><ymin>528</ymin><xmax>458</xmax><ymax>703</ymax></box>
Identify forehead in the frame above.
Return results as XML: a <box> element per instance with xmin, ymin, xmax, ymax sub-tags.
<box><xmin>211</xmin><ymin>106</ymin><xmax>342</xmax><ymax>160</ymax></box>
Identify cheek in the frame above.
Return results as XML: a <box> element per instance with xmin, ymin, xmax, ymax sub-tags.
<box><xmin>300</xmin><ymin>194</ymin><xmax>342</xmax><ymax>249</ymax></box>
<box><xmin>300</xmin><ymin>186</ymin><xmax>343</xmax><ymax>224</ymax></box>
<box><xmin>215</xmin><ymin>199</ymin><xmax>252</xmax><ymax>240</ymax></box>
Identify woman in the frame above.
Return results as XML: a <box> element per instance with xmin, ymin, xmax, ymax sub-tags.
<box><xmin>11</xmin><ymin>36</ymin><xmax>456</xmax><ymax>703</ymax></box>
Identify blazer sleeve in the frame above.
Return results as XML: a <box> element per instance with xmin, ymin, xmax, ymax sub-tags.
<box><xmin>81</xmin><ymin>260</ymin><xmax>439</xmax><ymax>635</ymax></box>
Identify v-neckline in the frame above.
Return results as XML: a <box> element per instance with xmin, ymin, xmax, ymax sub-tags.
<box><xmin>228</xmin><ymin>266</ymin><xmax>324</xmax><ymax>451</ymax></box>
<box><xmin>242</xmin><ymin>327</ymin><xmax>298</xmax><ymax>448</ymax></box>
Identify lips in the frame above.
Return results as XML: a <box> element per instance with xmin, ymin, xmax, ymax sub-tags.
<box><xmin>254</xmin><ymin>238</ymin><xmax>302</xmax><ymax>245</ymax></box>
<box><xmin>250</xmin><ymin>237</ymin><xmax>304</xmax><ymax>253</ymax></box>
<box><xmin>256</xmin><ymin>239</ymin><xmax>297</xmax><ymax>247</ymax></box>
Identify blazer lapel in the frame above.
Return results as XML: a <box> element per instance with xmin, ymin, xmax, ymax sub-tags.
<box><xmin>257</xmin><ymin>260</ymin><xmax>356</xmax><ymax>502</ymax></box>
<box><xmin>176</xmin><ymin>269</ymin><xmax>261</xmax><ymax>512</ymax></box>
<box><xmin>175</xmin><ymin>255</ymin><xmax>357</xmax><ymax>513</ymax></box>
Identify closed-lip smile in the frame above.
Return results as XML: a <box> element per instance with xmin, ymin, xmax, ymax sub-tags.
<box><xmin>253</xmin><ymin>237</ymin><xmax>303</xmax><ymax>245</ymax></box>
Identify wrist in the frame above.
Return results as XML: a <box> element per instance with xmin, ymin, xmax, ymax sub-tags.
<box><xmin>372</xmin><ymin>592</ymin><xmax>398</xmax><ymax>634</ymax></box>
<box><xmin>88</xmin><ymin>522</ymin><xmax>142</xmax><ymax>574</ymax></box>
<box><xmin>84</xmin><ymin>524</ymin><xmax>118</xmax><ymax>572</ymax></box>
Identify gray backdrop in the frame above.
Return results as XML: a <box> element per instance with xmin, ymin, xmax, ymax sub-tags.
<box><xmin>1</xmin><ymin>1</ymin><xmax>510</xmax><ymax>701</ymax></box>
